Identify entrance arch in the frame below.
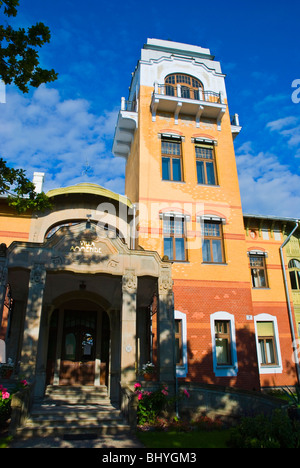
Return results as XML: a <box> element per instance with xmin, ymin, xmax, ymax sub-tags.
<box><xmin>46</xmin><ymin>297</ymin><xmax>110</xmax><ymax>388</ymax></box>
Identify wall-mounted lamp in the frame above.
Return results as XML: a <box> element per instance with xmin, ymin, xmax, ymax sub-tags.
<box><xmin>86</xmin><ymin>214</ymin><xmax>92</xmax><ymax>227</ymax></box>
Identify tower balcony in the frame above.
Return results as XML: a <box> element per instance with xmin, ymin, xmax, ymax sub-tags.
<box><xmin>230</xmin><ymin>113</ymin><xmax>242</xmax><ymax>140</ymax></box>
<box><xmin>150</xmin><ymin>82</ymin><xmax>227</xmax><ymax>128</ymax></box>
<box><xmin>112</xmin><ymin>98</ymin><xmax>138</xmax><ymax>159</ymax></box>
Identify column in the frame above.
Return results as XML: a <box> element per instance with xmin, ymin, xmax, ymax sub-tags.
<box><xmin>120</xmin><ymin>270</ymin><xmax>137</xmax><ymax>385</ymax></box>
<box><xmin>20</xmin><ymin>263</ymin><xmax>46</xmax><ymax>380</ymax></box>
<box><xmin>158</xmin><ymin>267</ymin><xmax>176</xmax><ymax>383</ymax></box>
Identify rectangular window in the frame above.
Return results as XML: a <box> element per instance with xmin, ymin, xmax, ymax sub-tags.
<box><xmin>163</xmin><ymin>216</ymin><xmax>186</xmax><ymax>261</ymax></box>
<box><xmin>214</xmin><ymin>320</ymin><xmax>232</xmax><ymax>365</ymax></box>
<box><xmin>250</xmin><ymin>255</ymin><xmax>268</xmax><ymax>288</ymax></box>
<box><xmin>202</xmin><ymin>221</ymin><xmax>224</xmax><ymax>263</ymax></box>
<box><xmin>175</xmin><ymin>319</ymin><xmax>183</xmax><ymax>366</ymax></box>
<box><xmin>161</xmin><ymin>139</ymin><xmax>183</xmax><ymax>182</ymax></box>
<box><xmin>195</xmin><ymin>146</ymin><xmax>217</xmax><ymax>185</ymax></box>
<box><xmin>256</xmin><ymin>321</ymin><xmax>278</xmax><ymax>366</ymax></box>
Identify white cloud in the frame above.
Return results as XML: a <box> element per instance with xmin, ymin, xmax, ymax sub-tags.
<box><xmin>266</xmin><ymin>115</ymin><xmax>300</xmax><ymax>153</ymax></box>
<box><xmin>266</xmin><ymin>116</ymin><xmax>298</xmax><ymax>132</ymax></box>
<box><xmin>236</xmin><ymin>143</ymin><xmax>300</xmax><ymax>218</ymax></box>
<box><xmin>0</xmin><ymin>85</ymin><xmax>125</xmax><ymax>194</ymax></box>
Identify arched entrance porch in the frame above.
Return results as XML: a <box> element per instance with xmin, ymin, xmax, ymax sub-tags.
<box><xmin>5</xmin><ymin>220</ymin><xmax>175</xmax><ymax>405</ymax></box>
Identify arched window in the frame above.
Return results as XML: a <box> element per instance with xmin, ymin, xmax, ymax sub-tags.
<box><xmin>164</xmin><ymin>73</ymin><xmax>204</xmax><ymax>100</ymax></box>
<box><xmin>288</xmin><ymin>259</ymin><xmax>300</xmax><ymax>290</ymax></box>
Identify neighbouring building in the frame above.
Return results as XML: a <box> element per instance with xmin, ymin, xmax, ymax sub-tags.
<box><xmin>0</xmin><ymin>39</ymin><xmax>299</xmax><ymax>406</ymax></box>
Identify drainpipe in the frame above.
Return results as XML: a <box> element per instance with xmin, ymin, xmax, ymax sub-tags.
<box><xmin>279</xmin><ymin>219</ymin><xmax>300</xmax><ymax>383</ymax></box>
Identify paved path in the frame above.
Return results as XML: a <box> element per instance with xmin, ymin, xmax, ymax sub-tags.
<box><xmin>8</xmin><ymin>431</ymin><xmax>145</xmax><ymax>448</ymax></box>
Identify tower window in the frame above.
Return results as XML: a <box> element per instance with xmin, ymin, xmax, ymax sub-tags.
<box><xmin>195</xmin><ymin>145</ymin><xmax>217</xmax><ymax>185</ymax></box>
<box><xmin>202</xmin><ymin>220</ymin><xmax>224</xmax><ymax>263</ymax></box>
<box><xmin>163</xmin><ymin>215</ymin><xmax>186</xmax><ymax>261</ymax></box>
<box><xmin>161</xmin><ymin>139</ymin><xmax>183</xmax><ymax>182</ymax></box>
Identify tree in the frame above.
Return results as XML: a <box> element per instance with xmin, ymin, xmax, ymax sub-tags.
<box><xmin>0</xmin><ymin>0</ymin><xmax>58</xmax><ymax>93</ymax></box>
<box><xmin>0</xmin><ymin>158</ymin><xmax>52</xmax><ymax>213</ymax></box>
<box><xmin>0</xmin><ymin>0</ymin><xmax>57</xmax><ymax>212</ymax></box>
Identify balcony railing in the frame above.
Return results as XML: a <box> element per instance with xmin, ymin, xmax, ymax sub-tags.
<box><xmin>121</xmin><ymin>98</ymin><xmax>137</xmax><ymax>112</ymax></box>
<box><xmin>155</xmin><ymin>83</ymin><xmax>222</xmax><ymax>104</ymax></box>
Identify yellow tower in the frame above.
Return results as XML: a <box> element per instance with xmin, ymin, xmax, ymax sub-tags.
<box><xmin>112</xmin><ymin>39</ymin><xmax>259</xmax><ymax>389</ymax></box>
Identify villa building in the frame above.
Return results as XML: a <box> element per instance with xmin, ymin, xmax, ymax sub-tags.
<box><xmin>0</xmin><ymin>39</ymin><xmax>299</xmax><ymax>407</ymax></box>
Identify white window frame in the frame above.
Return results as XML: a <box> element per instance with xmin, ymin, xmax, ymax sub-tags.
<box><xmin>174</xmin><ymin>310</ymin><xmax>188</xmax><ymax>378</ymax></box>
<box><xmin>210</xmin><ymin>311</ymin><xmax>238</xmax><ymax>377</ymax></box>
<box><xmin>254</xmin><ymin>314</ymin><xmax>282</xmax><ymax>374</ymax></box>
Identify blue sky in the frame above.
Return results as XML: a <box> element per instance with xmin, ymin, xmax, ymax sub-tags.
<box><xmin>0</xmin><ymin>0</ymin><xmax>299</xmax><ymax>218</ymax></box>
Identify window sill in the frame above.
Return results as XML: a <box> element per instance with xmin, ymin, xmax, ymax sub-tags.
<box><xmin>197</xmin><ymin>183</ymin><xmax>220</xmax><ymax>188</ymax></box>
<box><xmin>216</xmin><ymin>364</ymin><xmax>235</xmax><ymax>369</ymax></box>
<box><xmin>162</xmin><ymin>179</ymin><xmax>186</xmax><ymax>183</ymax></box>
<box><xmin>252</xmin><ymin>287</ymin><xmax>270</xmax><ymax>290</ymax></box>
<box><xmin>202</xmin><ymin>262</ymin><xmax>228</xmax><ymax>265</ymax></box>
<box><xmin>172</xmin><ymin>260</ymin><xmax>190</xmax><ymax>264</ymax></box>
<box><xmin>259</xmin><ymin>364</ymin><xmax>282</xmax><ymax>374</ymax></box>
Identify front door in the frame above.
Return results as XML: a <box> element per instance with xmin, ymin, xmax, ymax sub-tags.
<box><xmin>60</xmin><ymin>310</ymin><xmax>97</xmax><ymax>385</ymax></box>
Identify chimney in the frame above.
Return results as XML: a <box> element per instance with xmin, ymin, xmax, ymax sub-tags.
<box><xmin>33</xmin><ymin>172</ymin><xmax>45</xmax><ymax>193</ymax></box>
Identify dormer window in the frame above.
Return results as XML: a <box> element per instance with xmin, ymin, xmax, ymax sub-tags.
<box><xmin>164</xmin><ymin>74</ymin><xmax>204</xmax><ymax>100</ymax></box>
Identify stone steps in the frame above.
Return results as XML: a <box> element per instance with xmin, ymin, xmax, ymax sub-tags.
<box><xmin>14</xmin><ymin>385</ymin><xmax>131</xmax><ymax>439</ymax></box>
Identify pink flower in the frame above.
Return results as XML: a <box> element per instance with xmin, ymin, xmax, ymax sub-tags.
<box><xmin>183</xmin><ymin>389</ymin><xmax>190</xmax><ymax>398</ymax></box>
<box><xmin>161</xmin><ymin>389</ymin><xmax>168</xmax><ymax>396</ymax></box>
<box><xmin>2</xmin><ymin>391</ymin><xmax>10</xmax><ymax>400</ymax></box>
<box><xmin>21</xmin><ymin>379</ymin><xmax>28</xmax><ymax>386</ymax></box>
<box><xmin>134</xmin><ymin>382</ymin><xmax>141</xmax><ymax>389</ymax></box>
<box><xmin>138</xmin><ymin>393</ymin><xmax>143</xmax><ymax>400</ymax></box>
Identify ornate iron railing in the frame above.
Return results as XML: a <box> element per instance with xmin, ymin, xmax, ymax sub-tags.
<box><xmin>155</xmin><ymin>84</ymin><xmax>222</xmax><ymax>104</ymax></box>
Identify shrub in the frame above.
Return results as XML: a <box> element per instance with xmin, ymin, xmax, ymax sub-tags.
<box><xmin>0</xmin><ymin>380</ymin><xmax>29</xmax><ymax>426</ymax></box>
<box><xmin>134</xmin><ymin>383</ymin><xmax>190</xmax><ymax>426</ymax></box>
<box><xmin>228</xmin><ymin>409</ymin><xmax>300</xmax><ymax>448</ymax></box>
<box><xmin>0</xmin><ymin>385</ymin><xmax>12</xmax><ymax>425</ymax></box>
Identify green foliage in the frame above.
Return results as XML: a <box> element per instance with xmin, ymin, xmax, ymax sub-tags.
<box><xmin>0</xmin><ymin>384</ymin><xmax>12</xmax><ymax>425</ymax></box>
<box><xmin>0</xmin><ymin>158</ymin><xmax>52</xmax><ymax>213</ymax></box>
<box><xmin>228</xmin><ymin>409</ymin><xmax>300</xmax><ymax>448</ymax></box>
<box><xmin>135</xmin><ymin>383</ymin><xmax>170</xmax><ymax>425</ymax></box>
<box><xmin>0</xmin><ymin>0</ymin><xmax>58</xmax><ymax>93</ymax></box>
<box><xmin>283</xmin><ymin>384</ymin><xmax>300</xmax><ymax>407</ymax></box>
<box><xmin>0</xmin><ymin>379</ymin><xmax>28</xmax><ymax>426</ymax></box>
<box><xmin>135</xmin><ymin>383</ymin><xmax>191</xmax><ymax>426</ymax></box>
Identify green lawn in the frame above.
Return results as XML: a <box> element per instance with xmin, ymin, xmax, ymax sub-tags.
<box><xmin>136</xmin><ymin>429</ymin><xmax>230</xmax><ymax>449</ymax></box>
<box><xmin>0</xmin><ymin>435</ymin><xmax>12</xmax><ymax>448</ymax></box>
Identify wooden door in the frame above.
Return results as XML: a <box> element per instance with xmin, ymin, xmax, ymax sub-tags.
<box><xmin>60</xmin><ymin>310</ymin><xmax>97</xmax><ymax>385</ymax></box>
